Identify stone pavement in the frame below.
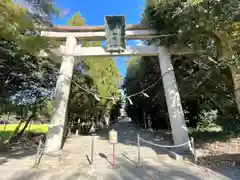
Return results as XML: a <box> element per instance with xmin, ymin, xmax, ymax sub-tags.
<box><xmin>0</xmin><ymin>120</ymin><xmax>238</xmax><ymax>180</ymax></box>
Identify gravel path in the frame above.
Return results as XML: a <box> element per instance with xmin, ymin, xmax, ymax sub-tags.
<box><xmin>0</xmin><ymin>120</ymin><xmax>239</xmax><ymax>180</ymax></box>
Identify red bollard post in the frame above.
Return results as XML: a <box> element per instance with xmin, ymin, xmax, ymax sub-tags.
<box><xmin>109</xmin><ymin>129</ymin><xmax>118</xmax><ymax>169</ymax></box>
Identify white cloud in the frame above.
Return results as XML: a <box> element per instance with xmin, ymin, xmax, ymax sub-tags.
<box><xmin>134</xmin><ymin>40</ymin><xmax>144</xmax><ymax>46</ymax></box>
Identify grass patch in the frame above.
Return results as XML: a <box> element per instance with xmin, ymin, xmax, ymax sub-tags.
<box><xmin>188</xmin><ymin>127</ymin><xmax>239</xmax><ymax>143</ymax></box>
<box><xmin>188</xmin><ymin>117</ymin><xmax>240</xmax><ymax>143</ymax></box>
<box><xmin>0</xmin><ymin>124</ymin><xmax>48</xmax><ymax>139</ymax></box>
<box><xmin>189</xmin><ymin>130</ymin><xmax>230</xmax><ymax>142</ymax></box>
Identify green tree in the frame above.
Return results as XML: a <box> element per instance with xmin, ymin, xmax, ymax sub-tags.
<box><xmin>142</xmin><ymin>0</ymin><xmax>240</xmax><ymax>113</ymax></box>
<box><xmin>124</xmin><ymin>55</ymin><xmax>238</xmax><ymax>132</ymax></box>
<box><xmin>0</xmin><ymin>0</ymin><xmax>60</xmax><ymax>141</ymax></box>
<box><xmin>123</xmin><ymin>0</ymin><xmax>240</xmax><ymax>135</ymax></box>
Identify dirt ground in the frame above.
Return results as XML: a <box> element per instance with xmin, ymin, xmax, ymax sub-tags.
<box><xmin>0</xmin><ymin>121</ymin><xmax>239</xmax><ymax>179</ymax></box>
<box><xmin>195</xmin><ymin>137</ymin><xmax>240</xmax><ymax>175</ymax></box>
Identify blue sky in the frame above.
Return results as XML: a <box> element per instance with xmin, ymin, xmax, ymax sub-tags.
<box><xmin>52</xmin><ymin>0</ymin><xmax>145</xmax><ymax>77</ymax></box>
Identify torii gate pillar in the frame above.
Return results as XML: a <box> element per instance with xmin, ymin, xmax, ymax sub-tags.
<box><xmin>44</xmin><ymin>36</ymin><xmax>77</xmax><ymax>153</ymax></box>
<box><xmin>158</xmin><ymin>47</ymin><xmax>190</xmax><ymax>150</ymax></box>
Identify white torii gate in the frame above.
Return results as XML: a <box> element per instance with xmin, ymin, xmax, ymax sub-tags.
<box><xmin>40</xmin><ymin>24</ymin><xmax>190</xmax><ymax>153</ymax></box>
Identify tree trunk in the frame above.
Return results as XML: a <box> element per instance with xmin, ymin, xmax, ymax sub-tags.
<box><xmin>104</xmin><ymin>114</ymin><xmax>110</xmax><ymax>127</ymax></box>
<box><xmin>3</xmin><ymin>122</ymin><xmax>8</xmax><ymax>131</ymax></box>
<box><xmin>143</xmin><ymin>110</ymin><xmax>147</xmax><ymax>129</ymax></box>
<box><xmin>8</xmin><ymin>121</ymin><xmax>23</xmax><ymax>143</ymax></box>
<box><xmin>16</xmin><ymin>115</ymin><xmax>34</xmax><ymax>138</ymax></box>
<box><xmin>12</xmin><ymin>121</ymin><xmax>23</xmax><ymax>135</ymax></box>
<box><xmin>229</xmin><ymin>65</ymin><xmax>240</xmax><ymax>113</ymax></box>
<box><xmin>3</xmin><ymin>112</ymin><xmax>10</xmax><ymax>131</ymax></box>
<box><xmin>12</xmin><ymin>92</ymin><xmax>46</xmax><ymax>140</ymax></box>
<box><xmin>75</xmin><ymin>118</ymin><xmax>80</xmax><ymax>136</ymax></box>
<box><xmin>28</xmin><ymin>121</ymin><xmax>33</xmax><ymax>132</ymax></box>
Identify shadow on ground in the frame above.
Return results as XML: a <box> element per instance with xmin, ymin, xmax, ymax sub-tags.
<box><xmin>0</xmin><ymin>145</ymin><xmax>37</xmax><ymax>165</ymax></box>
<box><xmin>94</xmin><ymin>120</ymin><xmax>171</xmax><ymax>156</ymax></box>
<box><xmin>1</xmin><ymin>120</ymin><xmax>239</xmax><ymax>179</ymax></box>
<box><xmin>10</xmin><ymin>157</ymin><xmax>207</xmax><ymax>180</ymax></box>
<box><xmin>0</xmin><ymin>133</ymin><xmax>45</xmax><ymax>166</ymax></box>
<box><xmin>90</xmin><ymin>120</ymin><xmax>240</xmax><ymax>179</ymax></box>
<box><xmin>197</xmin><ymin>153</ymin><xmax>240</xmax><ymax>179</ymax></box>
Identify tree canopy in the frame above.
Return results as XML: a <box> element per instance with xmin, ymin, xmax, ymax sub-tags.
<box><xmin>123</xmin><ymin>0</ymin><xmax>240</xmax><ymax>134</ymax></box>
<box><xmin>0</xmin><ymin>0</ymin><xmax>60</xmax><ymax>141</ymax></box>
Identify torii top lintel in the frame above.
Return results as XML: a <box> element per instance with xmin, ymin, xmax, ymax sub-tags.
<box><xmin>40</xmin><ymin>24</ymin><xmax>157</xmax><ymax>40</ymax></box>
<box><xmin>41</xmin><ymin>24</ymin><xmax>150</xmax><ymax>32</ymax></box>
